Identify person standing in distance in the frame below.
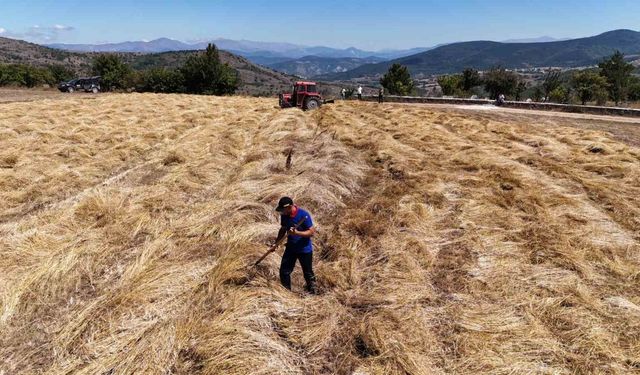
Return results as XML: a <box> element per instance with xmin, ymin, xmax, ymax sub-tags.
<box><xmin>275</xmin><ymin>197</ymin><xmax>317</xmax><ymax>294</ymax></box>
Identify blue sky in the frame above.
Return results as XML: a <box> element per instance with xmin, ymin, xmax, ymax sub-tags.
<box><xmin>0</xmin><ymin>0</ymin><xmax>638</xmax><ymax>49</ymax></box>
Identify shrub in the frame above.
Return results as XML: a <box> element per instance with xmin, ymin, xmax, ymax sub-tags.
<box><xmin>0</xmin><ymin>63</ymin><xmax>56</xmax><ymax>87</ymax></box>
<box><xmin>137</xmin><ymin>68</ymin><xmax>184</xmax><ymax>93</ymax></box>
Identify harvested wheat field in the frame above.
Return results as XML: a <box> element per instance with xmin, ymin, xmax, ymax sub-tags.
<box><xmin>1</xmin><ymin>94</ymin><xmax>640</xmax><ymax>374</ymax></box>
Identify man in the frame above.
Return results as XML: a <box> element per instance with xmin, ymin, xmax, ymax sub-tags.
<box><xmin>357</xmin><ymin>86</ymin><xmax>363</xmax><ymax>100</ymax></box>
<box><xmin>275</xmin><ymin>197</ymin><xmax>317</xmax><ymax>294</ymax></box>
<box><xmin>378</xmin><ymin>88</ymin><xmax>384</xmax><ymax>103</ymax></box>
<box><xmin>341</xmin><ymin>88</ymin><xmax>346</xmax><ymax>100</ymax></box>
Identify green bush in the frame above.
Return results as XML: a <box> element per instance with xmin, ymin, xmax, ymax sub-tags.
<box><xmin>137</xmin><ymin>68</ymin><xmax>184</xmax><ymax>93</ymax></box>
<box><xmin>0</xmin><ymin>63</ymin><xmax>57</xmax><ymax>87</ymax></box>
<box><xmin>628</xmin><ymin>77</ymin><xmax>640</xmax><ymax>102</ymax></box>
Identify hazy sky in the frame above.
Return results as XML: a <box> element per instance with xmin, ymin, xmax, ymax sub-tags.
<box><xmin>1</xmin><ymin>0</ymin><xmax>638</xmax><ymax>49</ymax></box>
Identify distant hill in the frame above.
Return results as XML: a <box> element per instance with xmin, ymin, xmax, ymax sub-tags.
<box><xmin>1</xmin><ymin>36</ymin><xmax>297</xmax><ymax>95</ymax></box>
<box><xmin>318</xmin><ymin>29</ymin><xmax>640</xmax><ymax>80</ymax></box>
<box><xmin>267</xmin><ymin>55</ymin><xmax>385</xmax><ymax>78</ymax></box>
<box><xmin>47</xmin><ymin>38</ymin><xmax>433</xmax><ymax>62</ymax></box>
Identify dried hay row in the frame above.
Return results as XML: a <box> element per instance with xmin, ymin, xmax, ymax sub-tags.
<box><xmin>1</xmin><ymin>96</ymin><xmax>639</xmax><ymax>374</ymax></box>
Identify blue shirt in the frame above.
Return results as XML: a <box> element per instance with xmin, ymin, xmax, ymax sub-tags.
<box><xmin>281</xmin><ymin>207</ymin><xmax>313</xmax><ymax>253</ymax></box>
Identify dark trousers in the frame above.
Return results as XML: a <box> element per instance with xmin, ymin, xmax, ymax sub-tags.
<box><xmin>279</xmin><ymin>249</ymin><xmax>315</xmax><ymax>291</ymax></box>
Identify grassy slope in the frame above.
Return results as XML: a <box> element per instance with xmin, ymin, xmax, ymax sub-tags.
<box><xmin>0</xmin><ymin>37</ymin><xmax>92</xmax><ymax>72</ymax></box>
<box><xmin>1</xmin><ymin>96</ymin><xmax>639</xmax><ymax>374</ymax></box>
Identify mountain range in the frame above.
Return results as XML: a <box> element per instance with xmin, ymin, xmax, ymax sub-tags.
<box><xmin>317</xmin><ymin>29</ymin><xmax>640</xmax><ymax>80</ymax></box>
<box><xmin>47</xmin><ymin>38</ymin><xmax>432</xmax><ymax>61</ymax></box>
<box><xmin>46</xmin><ymin>38</ymin><xmax>437</xmax><ymax>78</ymax></box>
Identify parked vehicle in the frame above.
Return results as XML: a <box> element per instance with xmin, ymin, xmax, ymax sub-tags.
<box><xmin>58</xmin><ymin>76</ymin><xmax>101</xmax><ymax>93</ymax></box>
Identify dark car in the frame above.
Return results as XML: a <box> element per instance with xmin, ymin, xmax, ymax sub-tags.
<box><xmin>58</xmin><ymin>76</ymin><xmax>101</xmax><ymax>93</ymax></box>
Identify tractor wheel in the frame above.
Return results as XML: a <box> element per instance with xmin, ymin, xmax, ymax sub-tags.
<box><xmin>304</xmin><ymin>98</ymin><xmax>320</xmax><ymax>111</ymax></box>
<box><xmin>92</xmin><ymin>87</ymin><xmax>99</xmax><ymax>94</ymax></box>
<box><xmin>67</xmin><ymin>87</ymin><xmax>74</xmax><ymax>93</ymax></box>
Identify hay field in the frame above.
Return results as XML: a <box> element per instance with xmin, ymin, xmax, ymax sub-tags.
<box><xmin>1</xmin><ymin>94</ymin><xmax>640</xmax><ymax>374</ymax></box>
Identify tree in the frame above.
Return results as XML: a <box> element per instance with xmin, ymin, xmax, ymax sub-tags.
<box><xmin>542</xmin><ymin>71</ymin><xmax>562</xmax><ymax>100</ymax></box>
<box><xmin>437</xmin><ymin>74</ymin><xmax>462</xmax><ymax>96</ymax></box>
<box><xmin>461</xmin><ymin>68</ymin><xmax>482</xmax><ymax>92</ymax></box>
<box><xmin>92</xmin><ymin>54</ymin><xmax>133</xmax><ymax>91</ymax></box>
<box><xmin>483</xmin><ymin>67</ymin><xmax>520</xmax><ymax>99</ymax></box>
<box><xmin>599</xmin><ymin>51</ymin><xmax>635</xmax><ymax>105</ymax></box>
<box><xmin>571</xmin><ymin>70</ymin><xmax>608</xmax><ymax>105</ymax></box>
<box><xmin>380</xmin><ymin>63</ymin><xmax>414</xmax><ymax>96</ymax></box>
<box><xmin>181</xmin><ymin>43</ymin><xmax>239</xmax><ymax>95</ymax></box>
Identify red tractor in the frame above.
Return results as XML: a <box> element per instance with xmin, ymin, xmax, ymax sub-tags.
<box><xmin>279</xmin><ymin>81</ymin><xmax>331</xmax><ymax>110</ymax></box>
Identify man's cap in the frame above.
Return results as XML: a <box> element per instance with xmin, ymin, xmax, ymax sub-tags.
<box><xmin>275</xmin><ymin>196</ymin><xmax>294</xmax><ymax>212</ymax></box>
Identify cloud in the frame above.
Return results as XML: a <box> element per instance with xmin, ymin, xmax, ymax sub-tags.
<box><xmin>53</xmin><ymin>24</ymin><xmax>74</xmax><ymax>31</ymax></box>
<box><xmin>0</xmin><ymin>24</ymin><xmax>75</xmax><ymax>43</ymax></box>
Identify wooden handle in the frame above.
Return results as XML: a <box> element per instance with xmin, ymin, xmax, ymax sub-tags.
<box><xmin>253</xmin><ymin>215</ymin><xmax>309</xmax><ymax>267</ymax></box>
